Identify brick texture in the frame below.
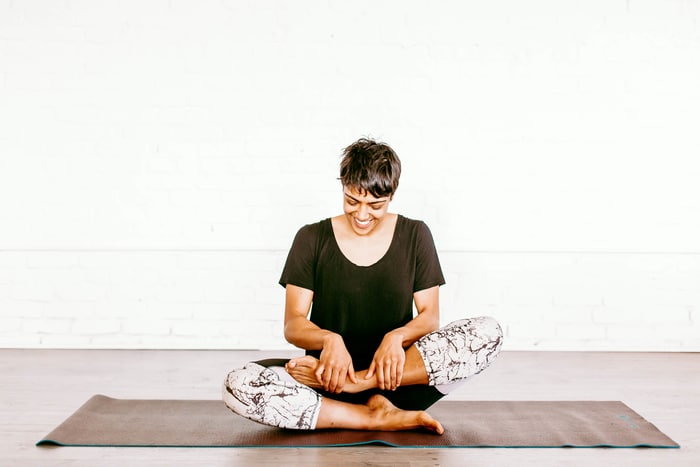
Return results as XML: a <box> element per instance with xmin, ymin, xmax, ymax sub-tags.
<box><xmin>1</xmin><ymin>1</ymin><xmax>699</xmax><ymax>350</ymax></box>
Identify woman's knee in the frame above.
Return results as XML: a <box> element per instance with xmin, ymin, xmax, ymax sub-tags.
<box><xmin>415</xmin><ymin>316</ymin><xmax>503</xmax><ymax>386</ymax></box>
<box><xmin>222</xmin><ymin>363</ymin><xmax>269</xmax><ymax>421</ymax></box>
<box><xmin>222</xmin><ymin>362</ymin><xmax>322</xmax><ymax>430</ymax></box>
<box><xmin>457</xmin><ymin>316</ymin><xmax>503</xmax><ymax>348</ymax></box>
<box><xmin>430</xmin><ymin>316</ymin><xmax>503</xmax><ymax>350</ymax></box>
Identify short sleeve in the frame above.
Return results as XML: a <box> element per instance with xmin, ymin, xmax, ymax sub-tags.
<box><xmin>278</xmin><ymin>223</ymin><xmax>318</xmax><ymax>290</ymax></box>
<box><xmin>413</xmin><ymin>221</ymin><xmax>446</xmax><ymax>292</ymax></box>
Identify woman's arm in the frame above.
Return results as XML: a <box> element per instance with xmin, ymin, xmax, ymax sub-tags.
<box><xmin>366</xmin><ymin>285</ymin><xmax>441</xmax><ymax>390</ymax></box>
<box><xmin>392</xmin><ymin>285</ymin><xmax>441</xmax><ymax>346</ymax></box>
<box><xmin>283</xmin><ymin>284</ymin><xmax>323</xmax><ymax>348</ymax></box>
<box><xmin>283</xmin><ymin>284</ymin><xmax>357</xmax><ymax>393</ymax></box>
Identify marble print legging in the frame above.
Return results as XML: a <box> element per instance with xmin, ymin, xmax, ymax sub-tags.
<box><xmin>222</xmin><ymin>316</ymin><xmax>503</xmax><ymax>430</ymax></box>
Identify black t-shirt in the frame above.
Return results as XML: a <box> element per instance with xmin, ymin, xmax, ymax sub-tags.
<box><xmin>279</xmin><ymin>215</ymin><xmax>445</xmax><ymax>370</ymax></box>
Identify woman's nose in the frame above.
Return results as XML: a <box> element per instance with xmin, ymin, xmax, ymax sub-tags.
<box><xmin>357</xmin><ymin>204</ymin><xmax>369</xmax><ymax>218</ymax></box>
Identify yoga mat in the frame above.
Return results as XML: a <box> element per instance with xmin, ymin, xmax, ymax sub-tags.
<box><xmin>36</xmin><ymin>395</ymin><xmax>679</xmax><ymax>448</ymax></box>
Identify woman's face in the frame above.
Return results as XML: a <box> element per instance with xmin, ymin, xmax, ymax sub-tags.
<box><xmin>342</xmin><ymin>186</ymin><xmax>392</xmax><ymax>236</ymax></box>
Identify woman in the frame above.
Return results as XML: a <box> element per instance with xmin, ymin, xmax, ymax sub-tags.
<box><xmin>223</xmin><ymin>138</ymin><xmax>502</xmax><ymax>434</ymax></box>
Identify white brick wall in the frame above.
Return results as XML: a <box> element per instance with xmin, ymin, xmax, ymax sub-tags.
<box><xmin>1</xmin><ymin>250</ymin><xmax>698</xmax><ymax>350</ymax></box>
<box><xmin>439</xmin><ymin>252</ymin><xmax>699</xmax><ymax>351</ymax></box>
<box><xmin>1</xmin><ymin>1</ymin><xmax>699</xmax><ymax>350</ymax></box>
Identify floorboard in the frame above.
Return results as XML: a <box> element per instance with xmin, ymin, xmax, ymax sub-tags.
<box><xmin>2</xmin><ymin>349</ymin><xmax>698</xmax><ymax>466</ymax></box>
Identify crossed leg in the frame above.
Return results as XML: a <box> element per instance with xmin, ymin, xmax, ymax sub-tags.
<box><xmin>285</xmin><ymin>344</ymin><xmax>429</xmax><ymax>394</ymax></box>
<box><xmin>223</xmin><ymin>317</ymin><xmax>502</xmax><ymax>434</ymax></box>
<box><xmin>315</xmin><ymin>392</ymin><xmax>444</xmax><ymax>433</ymax></box>
<box><xmin>286</xmin><ymin>315</ymin><xmax>503</xmax><ymax>394</ymax></box>
<box><xmin>222</xmin><ymin>358</ymin><xmax>442</xmax><ymax>433</ymax></box>
<box><xmin>287</xmin><ymin>344</ymin><xmax>442</xmax><ymax>433</ymax></box>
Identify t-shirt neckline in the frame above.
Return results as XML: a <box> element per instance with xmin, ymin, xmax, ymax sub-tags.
<box><xmin>328</xmin><ymin>214</ymin><xmax>402</xmax><ymax>268</ymax></box>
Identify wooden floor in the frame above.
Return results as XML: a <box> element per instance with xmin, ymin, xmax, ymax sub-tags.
<box><xmin>2</xmin><ymin>349</ymin><xmax>698</xmax><ymax>466</ymax></box>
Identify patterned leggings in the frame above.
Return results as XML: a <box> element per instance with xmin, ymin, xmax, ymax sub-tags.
<box><xmin>222</xmin><ymin>316</ymin><xmax>502</xmax><ymax>430</ymax></box>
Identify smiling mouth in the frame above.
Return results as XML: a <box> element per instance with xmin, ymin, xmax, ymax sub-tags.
<box><xmin>354</xmin><ymin>218</ymin><xmax>372</xmax><ymax>228</ymax></box>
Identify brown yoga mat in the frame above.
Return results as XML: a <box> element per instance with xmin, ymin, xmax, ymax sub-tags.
<box><xmin>36</xmin><ymin>395</ymin><xmax>679</xmax><ymax>448</ymax></box>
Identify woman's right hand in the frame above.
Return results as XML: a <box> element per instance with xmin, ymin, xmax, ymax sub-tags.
<box><xmin>316</xmin><ymin>333</ymin><xmax>358</xmax><ymax>393</ymax></box>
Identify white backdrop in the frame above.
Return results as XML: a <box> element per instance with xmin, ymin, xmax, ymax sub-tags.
<box><xmin>1</xmin><ymin>0</ymin><xmax>698</xmax><ymax>350</ymax></box>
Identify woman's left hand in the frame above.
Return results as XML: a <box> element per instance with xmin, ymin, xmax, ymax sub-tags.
<box><xmin>366</xmin><ymin>331</ymin><xmax>405</xmax><ymax>391</ymax></box>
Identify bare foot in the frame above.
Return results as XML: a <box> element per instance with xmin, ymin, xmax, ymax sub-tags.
<box><xmin>366</xmin><ymin>394</ymin><xmax>444</xmax><ymax>434</ymax></box>
<box><xmin>285</xmin><ymin>356</ymin><xmax>324</xmax><ymax>390</ymax></box>
<box><xmin>285</xmin><ymin>356</ymin><xmax>372</xmax><ymax>394</ymax></box>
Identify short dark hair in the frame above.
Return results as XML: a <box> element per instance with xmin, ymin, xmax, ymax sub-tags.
<box><xmin>339</xmin><ymin>138</ymin><xmax>401</xmax><ymax>198</ymax></box>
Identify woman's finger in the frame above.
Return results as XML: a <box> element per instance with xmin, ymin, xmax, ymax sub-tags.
<box><xmin>314</xmin><ymin>363</ymin><xmax>325</xmax><ymax>385</ymax></box>
<box><xmin>335</xmin><ymin>368</ymin><xmax>347</xmax><ymax>394</ymax></box>
<box><xmin>395</xmin><ymin>360</ymin><xmax>403</xmax><ymax>388</ymax></box>
<box><xmin>365</xmin><ymin>361</ymin><xmax>376</xmax><ymax>379</ymax></box>
<box><xmin>383</xmin><ymin>360</ymin><xmax>392</xmax><ymax>390</ymax></box>
<box><xmin>376</xmin><ymin>361</ymin><xmax>386</xmax><ymax>390</ymax></box>
<box><xmin>329</xmin><ymin>367</ymin><xmax>340</xmax><ymax>393</ymax></box>
<box><xmin>347</xmin><ymin>363</ymin><xmax>358</xmax><ymax>384</ymax></box>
